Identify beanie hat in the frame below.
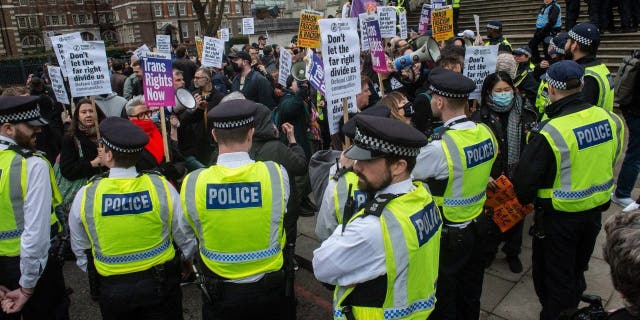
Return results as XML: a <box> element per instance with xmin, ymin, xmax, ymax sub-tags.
<box><xmin>496</xmin><ymin>53</ymin><xmax>518</xmax><ymax>80</ymax></box>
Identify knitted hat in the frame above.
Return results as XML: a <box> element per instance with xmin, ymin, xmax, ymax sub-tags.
<box><xmin>496</xmin><ymin>53</ymin><xmax>518</xmax><ymax>80</ymax></box>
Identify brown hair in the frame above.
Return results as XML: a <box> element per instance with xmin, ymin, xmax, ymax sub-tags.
<box><xmin>68</xmin><ymin>98</ymin><xmax>106</xmax><ymax>137</ymax></box>
<box><xmin>380</xmin><ymin>92</ymin><xmax>408</xmax><ymax>121</ymax></box>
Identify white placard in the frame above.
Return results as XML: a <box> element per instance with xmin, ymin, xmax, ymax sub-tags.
<box><xmin>242</xmin><ymin>18</ymin><xmax>254</xmax><ymax>35</ymax></box>
<box><xmin>319</xmin><ymin>18</ymin><xmax>361</xmax><ymax>101</ymax></box>
<box><xmin>377</xmin><ymin>6</ymin><xmax>397</xmax><ymax>38</ymax></box>
<box><xmin>50</xmin><ymin>32</ymin><xmax>83</xmax><ymax>77</ymax></box>
<box><xmin>133</xmin><ymin>44</ymin><xmax>151</xmax><ymax>59</ymax></box>
<box><xmin>431</xmin><ymin>0</ymin><xmax>446</xmax><ymax>8</ymax></box>
<box><xmin>463</xmin><ymin>45</ymin><xmax>499</xmax><ymax>99</ymax></box>
<box><xmin>399</xmin><ymin>12</ymin><xmax>408</xmax><ymax>39</ymax></box>
<box><xmin>201</xmin><ymin>36</ymin><xmax>224</xmax><ymax>68</ymax></box>
<box><xmin>278</xmin><ymin>47</ymin><xmax>292</xmax><ymax>86</ymax></box>
<box><xmin>474</xmin><ymin>14</ymin><xmax>481</xmax><ymax>42</ymax></box>
<box><xmin>220</xmin><ymin>28</ymin><xmax>230</xmax><ymax>42</ymax></box>
<box><xmin>47</xmin><ymin>65</ymin><xmax>69</xmax><ymax>105</ymax></box>
<box><xmin>145</xmin><ymin>52</ymin><xmax>171</xmax><ymax>59</ymax></box>
<box><xmin>327</xmin><ymin>95</ymin><xmax>357</xmax><ymax>135</ymax></box>
<box><xmin>156</xmin><ymin>35</ymin><xmax>172</xmax><ymax>55</ymax></box>
<box><xmin>66</xmin><ymin>41</ymin><xmax>112</xmax><ymax>97</ymax></box>
<box><xmin>359</xmin><ymin>13</ymin><xmax>378</xmax><ymax>52</ymax></box>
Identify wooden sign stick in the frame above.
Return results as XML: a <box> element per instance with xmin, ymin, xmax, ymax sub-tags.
<box><xmin>159</xmin><ymin>107</ymin><xmax>171</xmax><ymax>162</ymax></box>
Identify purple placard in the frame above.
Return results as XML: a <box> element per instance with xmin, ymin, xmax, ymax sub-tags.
<box><xmin>365</xmin><ymin>20</ymin><xmax>387</xmax><ymax>73</ymax></box>
<box><xmin>309</xmin><ymin>54</ymin><xmax>326</xmax><ymax>96</ymax></box>
<box><xmin>142</xmin><ymin>56</ymin><xmax>175</xmax><ymax>107</ymax></box>
<box><xmin>418</xmin><ymin>4</ymin><xmax>431</xmax><ymax>35</ymax></box>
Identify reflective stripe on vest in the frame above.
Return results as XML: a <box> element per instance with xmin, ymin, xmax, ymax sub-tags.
<box><xmin>536</xmin><ymin>2</ymin><xmax>562</xmax><ymax>29</ymax></box>
<box><xmin>0</xmin><ymin>152</ymin><xmax>26</xmax><ymax>256</ymax></box>
<box><xmin>82</xmin><ymin>174</ymin><xmax>173</xmax><ymax>274</ymax></box>
<box><xmin>536</xmin><ymin>108</ymin><xmax>623</xmax><ymax>211</ymax></box>
<box><xmin>182</xmin><ymin>161</ymin><xmax>285</xmax><ymax>278</ymax></box>
<box><xmin>333</xmin><ymin>183</ymin><xmax>440</xmax><ymax>320</ymax></box>
<box><xmin>452</xmin><ymin>0</ymin><xmax>460</xmax><ymax>8</ymax></box>
<box><xmin>585</xmin><ymin>64</ymin><xmax>615</xmax><ymax>112</ymax></box>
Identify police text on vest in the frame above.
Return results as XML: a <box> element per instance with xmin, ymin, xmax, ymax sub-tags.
<box><xmin>573</xmin><ymin>120</ymin><xmax>612</xmax><ymax>150</ymax></box>
<box><xmin>411</xmin><ymin>202</ymin><xmax>442</xmax><ymax>247</ymax></box>
<box><xmin>206</xmin><ymin>182</ymin><xmax>263</xmax><ymax>209</ymax></box>
<box><xmin>464</xmin><ymin>138</ymin><xmax>495</xmax><ymax>168</ymax></box>
<box><xmin>102</xmin><ymin>191</ymin><xmax>152</xmax><ymax>216</ymax></box>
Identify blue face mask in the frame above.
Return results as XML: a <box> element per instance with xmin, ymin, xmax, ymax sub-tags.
<box><xmin>492</xmin><ymin>91</ymin><xmax>514</xmax><ymax>107</ymax></box>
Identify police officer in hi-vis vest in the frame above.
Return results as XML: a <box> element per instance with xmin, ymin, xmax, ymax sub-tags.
<box><xmin>513</xmin><ymin>61</ymin><xmax>623</xmax><ymax>320</ymax></box>
<box><xmin>180</xmin><ymin>99</ymin><xmax>291</xmax><ymax>320</ymax></box>
<box><xmin>0</xmin><ymin>96</ymin><xmax>68</xmax><ymax>319</ymax></box>
<box><xmin>412</xmin><ymin>68</ymin><xmax>498</xmax><ymax>320</ymax></box>
<box><xmin>69</xmin><ymin>117</ymin><xmax>196</xmax><ymax>320</ymax></box>
<box><xmin>564</xmin><ymin>22</ymin><xmax>615</xmax><ymax>112</ymax></box>
<box><xmin>313</xmin><ymin>114</ymin><xmax>441</xmax><ymax>320</ymax></box>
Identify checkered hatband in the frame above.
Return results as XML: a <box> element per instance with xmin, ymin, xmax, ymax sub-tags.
<box><xmin>212</xmin><ymin>116</ymin><xmax>254</xmax><ymax>129</ymax></box>
<box><xmin>550</xmin><ymin>39</ymin><xmax>565</xmax><ymax>54</ymax></box>
<box><xmin>568</xmin><ymin>30</ymin><xmax>593</xmax><ymax>46</ymax></box>
<box><xmin>0</xmin><ymin>107</ymin><xmax>41</xmax><ymax>123</ymax></box>
<box><xmin>546</xmin><ymin>75</ymin><xmax>584</xmax><ymax>90</ymax></box>
<box><xmin>429</xmin><ymin>85</ymin><xmax>469</xmax><ymax>99</ymax></box>
<box><xmin>354</xmin><ymin>128</ymin><xmax>421</xmax><ymax>157</ymax></box>
<box><xmin>101</xmin><ymin>137</ymin><xmax>145</xmax><ymax>153</ymax></box>
<box><xmin>487</xmin><ymin>24</ymin><xmax>500</xmax><ymax>30</ymax></box>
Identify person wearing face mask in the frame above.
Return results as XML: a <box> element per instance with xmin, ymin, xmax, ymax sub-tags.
<box><xmin>473</xmin><ymin>71</ymin><xmax>539</xmax><ymax>274</ymax></box>
<box><xmin>230</xmin><ymin>51</ymin><xmax>277</xmax><ymax>109</ymax></box>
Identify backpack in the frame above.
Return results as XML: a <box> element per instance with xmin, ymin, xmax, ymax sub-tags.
<box><xmin>614</xmin><ymin>50</ymin><xmax>640</xmax><ymax>106</ymax></box>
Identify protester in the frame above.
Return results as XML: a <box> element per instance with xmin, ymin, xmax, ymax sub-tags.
<box><xmin>92</xmin><ymin>92</ymin><xmax>127</xmax><ymax>118</ymax></box>
<box><xmin>379</xmin><ymin>91</ymin><xmax>414</xmax><ymax>125</ymax></box>
<box><xmin>123</xmin><ymin>60</ymin><xmax>143</xmax><ymax>100</ymax></box>
<box><xmin>110</xmin><ymin>60</ymin><xmax>127</xmax><ymax>97</ymax></box>
<box><xmin>230</xmin><ymin>51</ymin><xmax>276</xmax><ymax>109</ymax></box>
<box><xmin>124</xmin><ymin>95</ymin><xmax>165</xmax><ymax>170</ymax></box>
<box><xmin>172</xmin><ymin>46</ymin><xmax>198</xmax><ymax>90</ymax></box>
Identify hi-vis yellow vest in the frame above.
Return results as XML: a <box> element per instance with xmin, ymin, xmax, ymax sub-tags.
<box><xmin>0</xmin><ymin>149</ymin><xmax>61</xmax><ymax>257</ymax></box>
<box><xmin>436</xmin><ymin>124</ymin><xmax>498</xmax><ymax>222</ymax></box>
<box><xmin>333</xmin><ymin>182</ymin><xmax>442</xmax><ymax>320</ymax></box>
<box><xmin>537</xmin><ymin>106</ymin><xmax>623</xmax><ymax>212</ymax></box>
<box><xmin>333</xmin><ymin>171</ymin><xmax>368</xmax><ymax>225</ymax></box>
<box><xmin>535</xmin><ymin>77</ymin><xmax>550</xmax><ymax>114</ymax></box>
<box><xmin>181</xmin><ymin>161</ymin><xmax>286</xmax><ymax>279</ymax></box>
<box><xmin>585</xmin><ymin>63</ymin><xmax>615</xmax><ymax>112</ymax></box>
<box><xmin>80</xmin><ymin>174</ymin><xmax>175</xmax><ymax>276</ymax></box>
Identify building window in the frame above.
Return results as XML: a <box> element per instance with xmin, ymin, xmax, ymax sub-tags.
<box><xmin>167</xmin><ymin>4</ymin><xmax>176</xmax><ymax>16</ymax></box>
<box><xmin>194</xmin><ymin>22</ymin><xmax>200</xmax><ymax>36</ymax></box>
<box><xmin>72</xmin><ymin>14</ymin><xmax>93</xmax><ymax>25</ymax></box>
<box><xmin>46</xmin><ymin>15</ymin><xmax>67</xmax><ymax>26</ymax></box>
<box><xmin>106</xmin><ymin>13</ymin><xmax>114</xmax><ymax>23</ymax></box>
<box><xmin>179</xmin><ymin>3</ymin><xmax>186</xmax><ymax>16</ymax></box>
<box><xmin>235</xmin><ymin>2</ymin><xmax>241</xmax><ymax>14</ymax></box>
<box><xmin>22</xmin><ymin>35</ymin><xmax>43</xmax><ymax>48</ymax></box>
<box><xmin>102</xmin><ymin>30</ymin><xmax>117</xmax><ymax>42</ymax></box>
<box><xmin>182</xmin><ymin>24</ymin><xmax>188</xmax><ymax>38</ymax></box>
<box><xmin>18</xmin><ymin>0</ymin><xmax>28</xmax><ymax>6</ymax></box>
<box><xmin>204</xmin><ymin>4</ymin><xmax>209</xmax><ymax>15</ymax></box>
<box><xmin>126</xmin><ymin>8</ymin><xmax>132</xmax><ymax>19</ymax></box>
<box><xmin>114</xmin><ymin>11</ymin><xmax>119</xmax><ymax>21</ymax></box>
<box><xmin>75</xmin><ymin>0</ymin><xmax>83</xmax><ymax>4</ymax></box>
<box><xmin>48</xmin><ymin>0</ymin><xmax>56</xmax><ymax>4</ymax></box>
<box><xmin>17</xmin><ymin>15</ymin><xmax>38</xmax><ymax>28</ymax></box>
<box><xmin>224</xmin><ymin>3</ymin><xmax>229</xmax><ymax>13</ymax></box>
<box><xmin>81</xmin><ymin>31</ymin><xmax>95</xmax><ymax>41</ymax></box>
<box><xmin>154</xmin><ymin>4</ymin><xmax>162</xmax><ymax>17</ymax></box>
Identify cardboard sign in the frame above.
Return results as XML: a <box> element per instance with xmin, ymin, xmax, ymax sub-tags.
<box><xmin>278</xmin><ymin>47</ymin><xmax>292</xmax><ymax>86</ymax></box>
<box><xmin>156</xmin><ymin>35</ymin><xmax>172</xmax><ymax>55</ymax></box>
<box><xmin>66</xmin><ymin>41</ymin><xmax>112</xmax><ymax>97</ymax></box>
<box><xmin>364</xmin><ymin>20</ymin><xmax>386</xmax><ymax>73</ymax></box>
<box><xmin>358</xmin><ymin>12</ymin><xmax>378</xmax><ymax>52</ymax></box>
<box><xmin>220</xmin><ymin>28</ymin><xmax>230</xmax><ymax>42</ymax></box>
<box><xmin>485</xmin><ymin>175</ymin><xmax>534</xmax><ymax>232</ymax></box>
<box><xmin>308</xmin><ymin>54</ymin><xmax>326</xmax><ymax>96</ymax></box>
<box><xmin>242</xmin><ymin>18</ymin><xmax>254</xmax><ymax>35</ymax></box>
<box><xmin>431</xmin><ymin>6</ymin><xmax>454</xmax><ymax>42</ymax></box>
<box><xmin>298</xmin><ymin>10</ymin><xmax>323</xmax><ymax>48</ymax></box>
<box><xmin>201</xmin><ymin>36</ymin><xmax>224</xmax><ymax>68</ymax></box>
<box><xmin>327</xmin><ymin>95</ymin><xmax>357</xmax><ymax>134</ymax></box>
<box><xmin>50</xmin><ymin>32</ymin><xmax>82</xmax><ymax>77</ymax></box>
<box><xmin>319</xmin><ymin>18</ymin><xmax>361</xmax><ymax>101</ymax></box>
<box><xmin>399</xmin><ymin>12</ymin><xmax>408</xmax><ymax>39</ymax></box>
<box><xmin>47</xmin><ymin>65</ymin><xmax>69</xmax><ymax>105</ymax></box>
<box><xmin>142</xmin><ymin>56</ymin><xmax>174</xmax><ymax>107</ymax></box>
<box><xmin>431</xmin><ymin>0</ymin><xmax>446</xmax><ymax>8</ymax></box>
<box><xmin>418</xmin><ymin>4</ymin><xmax>431</xmax><ymax>35</ymax></box>
<box><xmin>195</xmin><ymin>36</ymin><xmax>204</xmax><ymax>58</ymax></box>
<box><xmin>377</xmin><ymin>6</ymin><xmax>397</xmax><ymax>38</ymax></box>
<box><xmin>463</xmin><ymin>45</ymin><xmax>498</xmax><ymax>99</ymax></box>
<box><xmin>133</xmin><ymin>44</ymin><xmax>151</xmax><ymax>59</ymax></box>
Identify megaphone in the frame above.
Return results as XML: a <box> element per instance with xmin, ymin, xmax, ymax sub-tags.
<box><xmin>173</xmin><ymin>88</ymin><xmax>197</xmax><ymax>113</ymax></box>
<box><xmin>394</xmin><ymin>36</ymin><xmax>440</xmax><ymax>70</ymax></box>
<box><xmin>291</xmin><ymin>61</ymin><xmax>307</xmax><ymax>81</ymax></box>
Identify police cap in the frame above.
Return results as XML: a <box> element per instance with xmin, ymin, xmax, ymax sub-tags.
<box><xmin>487</xmin><ymin>21</ymin><xmax>502</xmax><ymax>30</ymax></box>
<box><xmin>344</xmin><ymin>115</ymin><xmax>427</xmax><ymax>161</ymax></box>
<box><xmin>545</xmin><ymin>60</ymin><xmax>584</xmax><ymax>90</ymax></box>
<box><xmin>568</xmin><ymin>22</ymin><xmax>600</xmax><ymax>46</ymax></box>
<box><xmin>208</xmin><ymin>99</ymin><xmax>258</xmax><ymax>129</ymax></box>
<box><xmin>342</xmin><ymin>103</ymin><xmax>392</xmax><ymax>138</ymax></box>
<box><xmin>0</xmin><ymin>96</ymin><xmax>48</xmax><ymax>126</ymax></box>
<box><xmin>513</xmin><ymin>46</ymin><xmax>532</xmax><ymax>57</ymax></box>
<box><xmin>427</xmin><ymin>67</ymin><xmax>476</xmax><ymax>99</ymax></box>
<box><xmin>100</xmin><ymin>117</ymin><xmax>149</xmax><ymax>153</ymax></box>
<box><xmin>550</xmin><ymin>33</ymin><xmax>569</xmax><ymax>55</ymax></box>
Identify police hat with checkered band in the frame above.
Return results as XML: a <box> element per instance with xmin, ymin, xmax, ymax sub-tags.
<box><xmin>568</xmin><ymin>22</ymin><xmax>600</xmax><ymax>47</ymax></box>
<box><xmin>545</xmin><ymin>60</ymin><xmax>585</xmax><ymax>90</ymax></box>
<box><xmin>99</xmin><ymin>117</ymin><xmax>149</xmax><ymax>153</ymax></box>
<box><xmin>550</xmin><ymin>32</ymin><xmax>569</xmax><ymax>55</ymax></box>
<box><xmin>344</xmin><ymin>114</ymin><xmax>427</xmax><ymax>161</ymax></box>
<box><xmin>208</xmin><ymin>99</ymin><xmax>258</xmax><ymax>129</ymax></box>
<box><xmin>513</xmin><ymin>46</ymin><xmax>532</xmax><ymax>58</ymax></box>
<box><xmin>0</xmin><ymin>96</ymin><xmax>48</xmax><ymax>126</ymax></box>
<box><xmin>427</xmin><ymin>67</ymin><xmax>476</xmax><ymax>99</ymax></box>
<box><xmin>486</xmin><ymin>21</ymin><xmax>502</xmax><ymax>30</ymax></box>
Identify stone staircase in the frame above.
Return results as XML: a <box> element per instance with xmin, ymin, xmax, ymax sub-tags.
<box><xmin>406</xmin><ymin>0</ymin><xmax>640</xmax><ymax>72</ymax></box>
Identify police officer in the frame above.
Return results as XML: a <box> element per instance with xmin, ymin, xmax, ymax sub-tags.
<box><xmin>513</xmin><ymin>46</ymin><xmax>540</xmax><ymax>104</ymax></box>
<box><xmin>534</xmin><ymin>33</ymin><xmax>568</xmax><ymax>115</ymax></box>
<box><xmin>180</xmin><ymin>99</ymin><xmax>291</xmax><ymax>320</ymax></box>
<box><xmin>69</xmin><ymin>117</ymin><xmax>196</xmax><ymax>319</ymax></box>
<box><xmin>0</xmin><ymin>96</ymin><xmax>68</xmax><ymax>319</ymax></box>
<box><xmin>513</xmin><ymin>60</ymin><xmax>623</xmax><ymax>320</ymax></box>
<box><xmin>528</xmin><ymin>0</ymin><xmax>561</xmax><ymax>63</ymax></box>
<box><xmin>484</xmin><ymin>21</ymin><xmax>513</xmax><ymax>53</ymax></box>
<box><xmin>313</xmin><ymin>114</ymin><xmax>441</xmax><ymax>319</ymax></box>
<box><xmin>565</xmin><ymin>22</ymin><xmax>614</xmax><ymax>111</ymax></box>
<box><xmin>412</xmin><ymin>68</ymin><xmax>498</xmax><ymax>320</ymax></box>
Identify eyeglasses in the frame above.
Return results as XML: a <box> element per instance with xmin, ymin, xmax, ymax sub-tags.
<box><xmin>131</xmin><ymin>110</ymin><xmax>155</xmax><ymax>120</ymax></box>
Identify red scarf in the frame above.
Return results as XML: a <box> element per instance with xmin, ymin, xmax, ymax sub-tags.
<box><xmin>130</xmin><ymin>119</ymin><xmax>164</xmax><ymax>164</ymax></box>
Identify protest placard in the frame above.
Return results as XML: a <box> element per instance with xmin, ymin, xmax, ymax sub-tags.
<box><xmin>195</xmin><ymin>36</ymin><xmax>204</xmax><ymax>59</ymax></box>
<box><xmin>242</xmin><ymin>18</ymin><xmax>254</xmax><ymax>35</ymax></box>
<box><xmin>298</xmin><ymin>10</ymin><xmax>323</xmax><ymax>48</ymax></box>
<box><xmin>201</xmin><ymin>36</ymin><xmax>224</xmax><ymax>68</ymax></box>
<box><xmin>308</xmin><ymin>54</ymin><xmax>326</xmax><ymax>96</ymax></box>
<box><xmin>364</xmin><ymin>20</ymin><xmax>386</xmax><ymax>73</ymax></box>
<box><xmin>319</xmin><ymin>18</ymin><xmax>361</xmax><ymax>101</ymax></box>
<box><xmin>66</xmin><ymin>41</ymin><xmax>112</xmax><ymax>97</ymax></box>
<box><xmin>474</xmin><ymin>14</ymin><xmax>481</xmax><ymax>42</ymax></box>
<box><xmin>431</xmin><ymin>0</ymin><xmax>446</xmax><ymax>8</ymax></box>
<box><xmin>50</xmin><ymin>32</ymin><xmax>82</xmax><ymax>77</ymax></box>
<box><xmin>220</xmin><ymin>28</ymin><xmax>230</xmax><ymax>42</ymax></box>
<box><xmin>399</xmin><ymin>12</ymin><xmax>408</xmax><ymax>39</ymax></box>
<box><xmin>358</xmin><ymin>12</ymin><xmax>377</xmax><ymax>51</ymax></box>
<box><xmin>485</xmin><ymin>175</ymin><xmax>534</xmax><ymax>232</ymax></box>
<box><xmin>418</xmin><ymin>4</ymin><xmax>431</xmax><ymax>35</ymax></box>
<box><xmin>431</xmin><ymin>6</ymin><xmax>454</xmax><ymax>42</ymax></box>
<box><xmin>47</xmin><ymin>65</ymin><xmax>69</xmax><ymax>105</ymax></box>
<box><xmin>278</xmin><ymin>47</ymin><xmax>292</xmax><ymax>86</ymax></box>
<box><xmin>377</xmin><ymin>6</ymin><xmax>397</xmax><ymax>38</ymax></box>
<box><xmin>156</xmin><ymin>35</ymin><xmax>171</xmax><ymax>55</ymax></box>
<box><xmin>133</xmin><ymin>44</ymin><xmax>151</xmax><ymax>59</ymax></box>
<box><xmin>464</xmin><ymin>45</ymin><xmax>498</xmax><ymax>99</ymax></box>
<box><xmin>327</xmin><ymin>95</ymin><xmax>357</xmax><ymax>134</ymax></box>
<box><xmin>141</xmin><ymin>55</ymin><xmax>174</xmax><ymax>107</ymax></box>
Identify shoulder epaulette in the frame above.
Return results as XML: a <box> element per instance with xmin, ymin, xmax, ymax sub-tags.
<box><xmin>8</xmin><ymin>145</ymin><xmax>36</xmax><ymax>158</ymax></box>
<box><xmin>138</xmin><ymin>169</ymin><xmax>164</xmax><ymax>177</ymax></box>
<box><xmin>363</xmin><ymin>193</ymin><xmax>403</xmax><ymax>217</ymax></box>
<box><xmin>429</xmin><ymin>126</ymin><xmax>448</xmax><ymax>142</ymax></box>
<box><xmin>88</xmin><ymin>172</ymin><xmax>109</xmax><ymax>183</ymax></box>
<box><xmin>332</xmin><ymin>166</ymin><xmax>352</xmax><ymax>181</ymax></box>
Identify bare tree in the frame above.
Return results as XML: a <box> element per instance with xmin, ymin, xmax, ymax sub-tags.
<box><xmin>192</xmin><ymin>0</ymin><xmax>227</xmax><ymax>37</ymax></box>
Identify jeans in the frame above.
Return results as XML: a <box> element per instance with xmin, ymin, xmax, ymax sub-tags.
<box><xmin>615</xmin><ymin>112</ymin><xmax>640</xmax><ymax>198</ymax></box>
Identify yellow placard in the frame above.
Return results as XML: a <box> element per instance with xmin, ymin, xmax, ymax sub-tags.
<box><xmin>195</xmin><ymin>36</ymin><xmax>204</xmax><ymax>59</ymax></box>
<box><xmin>297</xmin><ymin>10</ymin><xmax>323</xmax><ymax>48</ymax></box>
<box><xmin>431</xmin><ymin>6</ymin><xmax>454</xmax><ymax>42</ymax></box>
